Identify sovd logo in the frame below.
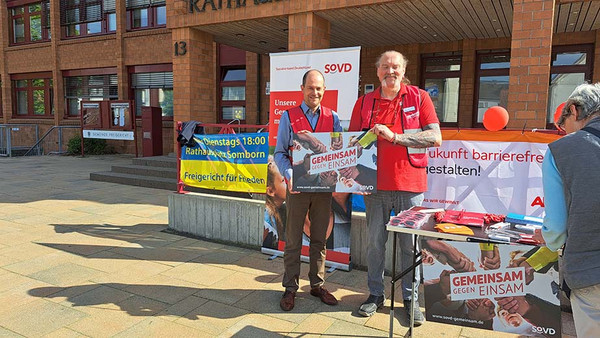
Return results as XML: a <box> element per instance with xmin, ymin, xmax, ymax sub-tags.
<box><xmin>532</xmin><ymin>326</ymin><xmax>556</xmax><ymax>335</ymax></box>
<box><xmin>324</xmin><ymin>63</ymin><xmax>352</xmax><ymax>74</ymax></box>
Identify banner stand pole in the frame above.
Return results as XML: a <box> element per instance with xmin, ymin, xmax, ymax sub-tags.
<box><xmin>176</xmin><ymin>122</ymin><xmax>187</xmax><ymax>194</ymax></box>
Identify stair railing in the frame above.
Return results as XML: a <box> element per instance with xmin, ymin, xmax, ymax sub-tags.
<box><xmin>23</xmin><ymin>125</ymin><xmax>80</xmax><ymax>156</ymax></box>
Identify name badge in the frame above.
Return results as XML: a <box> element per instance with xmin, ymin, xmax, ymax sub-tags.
<box><xmin>403</xmin><ymin>106</ymin><xmax>416</xmax><ymax>113</ymax></box>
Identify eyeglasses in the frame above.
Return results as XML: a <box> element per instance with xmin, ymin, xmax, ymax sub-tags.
<box><xmin>555</xmin><ymin>103</ymin><xmax>573</xmax><ymax>133</ymax></box>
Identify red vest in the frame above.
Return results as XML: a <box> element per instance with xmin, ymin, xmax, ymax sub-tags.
<box><xmin>288</xmin><ymin>106</ymin><xmax>334</xmax><ymax>133</ymax></box>
<box><xmin>358</xmin><ymin>85</ymin><xmax>428</xmax><ymax>168</ymax></box>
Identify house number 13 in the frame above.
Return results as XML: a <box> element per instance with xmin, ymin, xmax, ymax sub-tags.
<box><xmin>174</xmin><ymin>41</ymin><xmax>187</xmax><ymax>56</ymax></box>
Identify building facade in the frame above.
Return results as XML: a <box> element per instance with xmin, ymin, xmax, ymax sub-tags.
<box><xmin>1</xmin><ymin>0</ymin><xmax>599</xmax><ymax>154</ymax></box>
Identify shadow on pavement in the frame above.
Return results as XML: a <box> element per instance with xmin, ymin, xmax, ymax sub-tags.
<box><xmin>27</xmin><ymin>283</ymin><xmax>369</xmax><ymax>318</ymax></box>
<box><xmin>42</xmin><ymin>223</ymin><xmax>276</xmax><ymax>269</ymax></box>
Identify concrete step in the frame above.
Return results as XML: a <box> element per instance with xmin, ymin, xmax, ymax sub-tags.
<box><xmin>131</xmin><ymin>155</ymin><xmax>177</xmax><ymax>168</ymax></box>
<box><xmin>111</xmin><ymin>164</ymin><xmax>177</xmax><ymax>179</ymax></box>
<box><xmin>90</xmin><ymin>171</ymin><xmax>174</xmax><ymax>190</ymax></box>
<box><xmin>90</xmin><ymin>171</ymin><xmax>252</xmax><ymax>198</ymax></box>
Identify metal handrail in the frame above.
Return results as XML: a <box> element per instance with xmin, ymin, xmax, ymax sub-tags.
<box><xmin>23</xmin><ymin>125</ymin><xmax>80</xmax><ymax>156</ymax></box>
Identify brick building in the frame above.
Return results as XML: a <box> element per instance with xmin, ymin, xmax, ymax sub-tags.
<box><xmin>1</xmin><ymin>0</ymin><xmax>598</xmax><ymax>154</ymax></box>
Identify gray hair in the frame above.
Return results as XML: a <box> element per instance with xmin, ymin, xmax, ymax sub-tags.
<box><xmin>564</xmin><ymin>83</ymin><xmax>600</xmax><ymax>121</ymax></box>
<box><xmin>375</xmin><ymin>51</ymin><xmax>408</xmax><ymax>69</ymax></box>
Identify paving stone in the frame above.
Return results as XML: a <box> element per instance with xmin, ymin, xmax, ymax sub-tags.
<box><xmin>173</xmin><ymin>263</ymin><xmax>236</xmax><ymax>286</ymax></box>
<box><xmin>174</xmin><ymin>300</ymin><xmax>249</xmax><ymax>335</ymax></box>
<box><xmin>0</xmin><ymin>300</ymin><xmax>87</xmax><ymax>337</ymax></box>
<box><xmin>157</xmin><ymin>295</ymin><xmax>209</xmax><ymax>321</ymax></box>
<box><xmin>289</xmin><ymin>313</ymin><xmax>335</xmax><ymax>335</ymax></box>
<box><xmin>323</xmin><ymin>318</ymin><xmax>387</xmax><ymax>337</ymax></box>
<box><xmin>114</xmin><ymin>317</ymin><xmax>212</xmax><ymax>338</ymax></box>
<box><xmin>44</xmin><ymin>327</ymin><xmax>89</xmax><ymax>338</ymax></box>
<box><xmin>28</xmin><ymin>262</ymin><xmax>106</xmax><ymax>286</ymax></box>
<box><xmin>218</xmin><ymin>313</ymin><xmax>297</xmax><ymax>337</ymax></box>
<box><xmin>122</xmin><ymin>274</ymin><xmax>200</xmax><ymax>304</ymax></box>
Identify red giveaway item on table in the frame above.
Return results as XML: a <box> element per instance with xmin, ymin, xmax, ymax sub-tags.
<box><xmin>434</xmin><ymin>211</ymin><xmax>445</xmax><ymax>223</ymax></box>
<box><xmin>440</xmin><ymin>209</ymin><xmax>485</xmax><ymax>227</ymax></box>
<box><xmin>388</xmin><ymin>209</ymin><xmax>429</xmax><ymax>229</ymax></box>
<box><xmin>484</xmin><ymin>213</ymin><xmax>505</xmax><ymax>224</ymax></box>
<box><xmin>517</xmin><ymin>233</ymin><xmax>539</xmax><ymax>245</ymax></box>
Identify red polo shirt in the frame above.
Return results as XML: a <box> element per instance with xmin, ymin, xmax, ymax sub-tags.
<box><xmin>349</xmin><ymin>84</ymin><xmax>439</xmax><ymax>192</ymax></box>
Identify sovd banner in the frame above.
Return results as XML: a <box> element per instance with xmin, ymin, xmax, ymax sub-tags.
<box><xmin>264</xmin><ymin>47</ymin><xmax>360</xmax><ymax>270</ymax></box>
<box><xmin>423</xmin><ymin>130</ymin><xmax>561</xmax><ymax>216</ymax></box>
<box><xmin>268</xmin><ymin>46</ymin><xmax>361</xmax><ymax>146</ymax></box>
<box><xmin>180</xmin><ymin>133</ymin><xmax>268</xmax><ymax>193</ymax></box>
<box><xmin>422</xmin><ymin>240</ymin><xmax>560</xmax><ymax>337</ymax></box>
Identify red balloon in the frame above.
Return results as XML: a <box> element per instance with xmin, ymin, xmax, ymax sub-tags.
<box><xmin>554</xmin><ymin>102</ymin><xmax>566</xmax><ymax>124</ymax></box>
<box><xmin>483</xmin><ymin>106</ymin><xmax>509</xmax><ymax>131</ymax></box>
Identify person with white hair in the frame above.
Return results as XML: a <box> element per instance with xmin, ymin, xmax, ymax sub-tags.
<box><xmin>542</xmin><ymin>82</ymin><xmax>600</xmax><ymax>336</ymax></box>
<box><xmin>348</xmin><ymin>50</ymin><xmax>442</xmax><ymax>324</ymax></box>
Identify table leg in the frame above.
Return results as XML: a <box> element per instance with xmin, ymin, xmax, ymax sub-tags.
<box><xmin>409</xmin><ymin>234</ymin><xmax>419</xmax><ymax>337</ymax></box>
<box><xmin>389</xmin><ymin>232</ymin><xmax>397</xmax><ymax>338</ymax></box>
<box><xmin>389</xmin><ymin>234</ymin><xmax>422</xmax><ymax>337</ymax></box>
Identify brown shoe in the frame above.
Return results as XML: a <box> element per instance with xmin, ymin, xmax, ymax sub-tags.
<box><xmin>280</xmin><ymin>290</ymin><xmax>296</xmax><ymax>311</ymax></box>
<box><xmin>310</xmin><ymin>286</ymin><xmax>338</xmax><ymax>305</ymax></box>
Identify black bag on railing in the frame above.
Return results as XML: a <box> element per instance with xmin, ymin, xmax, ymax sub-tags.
<box><xmin>177</xmin><ymin>121</ymin><xmax>204</xmax><ymax>147</ymax></box>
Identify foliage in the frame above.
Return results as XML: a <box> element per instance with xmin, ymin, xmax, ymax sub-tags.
<box><xmin>160</xmin><ymin>89</ymin><xmax>173</xmax><ymax>117</ymax></box>
<box><xmin>67</xmin><ymin>135</ymin><xmax>114</xmax><ymax>155</ymax></box>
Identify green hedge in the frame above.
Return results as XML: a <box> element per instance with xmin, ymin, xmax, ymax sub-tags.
<box><xmin>67</xmin><ymin>135</ymin><xmax>114</xmax><ymax>155</ymax></box>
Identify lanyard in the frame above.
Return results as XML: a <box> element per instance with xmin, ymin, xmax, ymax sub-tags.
<box><xmin>367</xmin><ymin>93</ymin><xmax>404</xmax><ymax>129</ymax></box>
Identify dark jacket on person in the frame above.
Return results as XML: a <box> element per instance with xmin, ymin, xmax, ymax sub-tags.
<box><xmin>548</xmin><ymin>117</ymin><xmax>600</xmax><ymax>290</ymax></box>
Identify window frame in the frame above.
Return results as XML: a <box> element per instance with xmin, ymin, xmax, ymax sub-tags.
<box><xmin>8</xmin><ymin>0</ymin><xmax>51</xmax><ymax>45</ymax></box>
<box><xmin>420</xmin><ymin>54</ymin><xmax>462</xmax><ymax>127</ymax></box>
<box><xmin>547</xmin><ymin>44</ymin><xmax>594</xmax><ymax>128</ymax></box>
<box><xmin>61</xmin><ymin>0</ymin><xmax>116</xmax><ymax>38</ymax></box>
<box><xmin>128</xmin><ymin>64</ymin><xmax>173</xmax><ymax>120</ymax></box>
<box><xmin>126</xmin><ymin>2</ymin><xmax>166</xmax><ymax>31</ymax></box>
<box><xmin>218</xmin><ymin>67</ymin><xmax>246</xmax><ymax>123</ymax></box>
<box><xmin>11</xmin><ymin>72</ymin><xmax>54</xmax><ymax>118</ymax></box>
<box><xmin>473</xmin><ymin>51</ymin><xmax>511</xmax><ymax>128</ymax></box>
<box><xmin>63</xmin><ymin>68</ymin><xmax>118</xmax><ymax>118</ymax></box>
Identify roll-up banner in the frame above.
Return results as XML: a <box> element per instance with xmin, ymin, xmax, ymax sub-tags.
<box><xmin>265</xmin><ymin>47</ymin><xmax>361</xmax><ymax>270</ymax></box>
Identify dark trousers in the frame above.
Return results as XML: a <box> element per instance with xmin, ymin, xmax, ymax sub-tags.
<box><xmin>282</xmin><ymin>191</ymin><xmax>332</xmax><ymax>292</ymax></box>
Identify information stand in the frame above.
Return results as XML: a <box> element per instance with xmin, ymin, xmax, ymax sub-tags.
<box><xmin>80</xmin><ymin>100</ymin><xmax>137</xmax><ymax>157</ymax></box>
<box><xmin>386</xmin><ymin>207</ymin><xmax>560</xmax><ymax>338</ymax></box>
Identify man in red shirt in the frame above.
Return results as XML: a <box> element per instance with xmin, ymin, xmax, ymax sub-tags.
<box><xmin>348</xmin><ymin>51</ymin><xmax>442</xmax><ymax>324</ymax></box>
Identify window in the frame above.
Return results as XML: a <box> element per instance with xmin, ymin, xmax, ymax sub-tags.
<box><xmin>547</xmin><ymin>45</ymin><xmax>593</xmax><ymax>126</ymax></box>
<box><xmin>64</xmin><ymin>73</ymin><xmax>118</xmax><ymax>116</ymax></box>
<box><xmin>219</xmin><ymin>68</ymin><xmax>246</xmax><ymax>122</ymax></box>
<box><xmin>421</xmin><ymin>55</ymin><xmax>461</xmax><ymax>125</ymax></box>
<box><xmin>9</xmin><ymin>1</ymin><xmax>51</xmax><ymax>45</ymax></box>
<box><xmin>474</xmin><ymin>52</ymin><xmax>510</xmax><ymax>125</ymax></box>
<box><xmin>60</xmin><ymin>0</ymin><xmax>116</xmax><ymax>38</ymax></box>
<box><xmin>126</xmin><ymin>0</ymin><xmax>166</xmax><ymax>30</ymax></box>
<box><xmin>130</xmin><ymin>70</ymin><xmax>173</xmax><ymax>118</ymax></box>
<box><xmin>11</xmin><ymin>74</ymin><xmax>53</xmax><ymax>117</ymax></box>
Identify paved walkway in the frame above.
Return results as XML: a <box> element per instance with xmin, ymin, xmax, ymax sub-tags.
<box><xmin>0</xmin><ymin>155</ymin><xmax>576</xmax><ymax>337</ymax></box>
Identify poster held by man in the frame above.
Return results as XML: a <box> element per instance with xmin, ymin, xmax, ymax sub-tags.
<box><xmin>291</xmin><ymin>131</ymin><xmax>377</xmax><ymax>193</ymax></box>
